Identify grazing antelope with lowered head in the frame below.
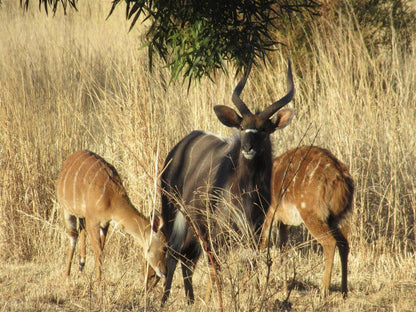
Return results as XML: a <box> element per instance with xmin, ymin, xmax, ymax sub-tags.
<box><xmin>261</xmin><ymin>146</ymin><xmax>354</xmax><ymax>298</ymax></box>
<box><xmin>56</xmin><ymin>150</ymin><xmax>167</xmax><ymax>285</ymax></box>
<box><xmin>160</xmin><ymin>61</ymin><xmax>295</xmax><ymax>305</ymax></box>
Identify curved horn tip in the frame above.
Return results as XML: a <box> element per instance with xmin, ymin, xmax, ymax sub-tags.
<box><xmin>246</xmin><ymin>61</ymin><xmax>253</xmax><ymax>77</ymax></box>
<box><xmin>231</xmin><ymin>61</ymin><xmax>254</xmax><ymax>116</ymax></box>
<box><xmin>286</xmin><ymin>59</ymin><xmax>294</xmax><ymax>94</ymax></box>
<box><xmin>257</xmin><ymin>59</ymin><xmax>295</xmax><ymax>120</ymax></box>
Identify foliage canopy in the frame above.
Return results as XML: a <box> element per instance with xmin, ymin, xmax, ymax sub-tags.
<box><xmin>17</xmin><ymin>0</ymin><xmax>416</xmax><ymax>82</ymax></box>
<box><xmin>20</xmin><ymin>0</ymin><xmax>318</xmax><ymax>81</ymax></box>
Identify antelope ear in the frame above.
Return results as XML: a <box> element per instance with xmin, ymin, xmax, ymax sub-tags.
<box><xmin>151</xmin><ymin>214</ymin><xmax>164</xmax><ymax>232</ymax></box>
<box><xmin>214</xmin><ymin>105</ymin><xmax>242</xmax><ymax>128</ymax></box>
<box><xmin>271</xmin><ymin>108</ymin><xmax>294</xmax><ymax>130</ymax></box>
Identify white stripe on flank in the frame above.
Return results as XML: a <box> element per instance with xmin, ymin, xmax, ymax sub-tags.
<box><xmin>73</xmin><ymin>154</ymin><xmax>93</xmax><ymax>214</ymax></box>
<box><xmin>184</xmin><ymin>138</ymin><xmax>197</xmax><ymax>184</ymax></box>
<box><xmin>184</xmin><ymin>134</ymin><xmax>213</xmax><ymax>184</ymax></box>
<box><xmin>86</xmin><ymin>165</ymin><xmax>106</xmax><ymax>206</ymax></box>
<box><xmin>244</xmin><ymin>129</ymin><xmax>258</xmax><ymax>133</ymax></box>
<box><xmin>301</xmin><ymin>161</ymin><xmax>309</xmax><ymax>186</ymax></box>
<box><xmin>308</xmin><ymin>159</ymin><xmax>321</xmax><ymax>186</ymax></box>
<box><xmin>81</xmin><ymin>157</ymin><xmax>101</xmax><ymax>211</ymax></box>
<box><xmin>62</xmin><ymin>152</ymin><xmax>87</xmax><ymax>207</ymax></box>
<box><xmin>84</xmin><ymin>156</ymin><xmax>101</xmax><ymax>183</ymax></box>
<box><xmin>198</xmin><ymin>137</ymin><xmax>215</xmax><ymax>181</ymax></box>
<box><xmin>202</xmin><ymin>131</ymin><xmax>227</xmax><ymax>142</ymax></box>
<box><xmin>95</xmin><ymin>174</ymin><xmax>110</xmax><ymax>207</ymax></box>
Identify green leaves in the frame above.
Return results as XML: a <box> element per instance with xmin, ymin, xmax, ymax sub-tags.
<box><xmin>118</xmin><ymin>0</ymin><xmax>318</xmax><ymax>82</ymax></box>
<box><xmin>24</xmin><ymin>0</ymin><xmax>319</xmax><ymax>81</ymax></box>
<box><xmin>21</xmin><ymin>0</ymin><xmax>78</xmax><ymax>15</ymax></box>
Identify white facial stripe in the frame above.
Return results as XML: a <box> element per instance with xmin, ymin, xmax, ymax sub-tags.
<box><xmin>244</xmin><ymin>129</ymin><xmax>258</xmax><ymax>133</ymax></box>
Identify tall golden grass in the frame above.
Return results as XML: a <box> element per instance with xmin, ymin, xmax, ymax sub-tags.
<box><xmin>1</xmin><ymin>1</ymin><xmax>415</xmax><ymax>311</ymax></box>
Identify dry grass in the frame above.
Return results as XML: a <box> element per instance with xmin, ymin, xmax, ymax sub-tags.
<box><xmin>1</xmin><ymin>1</ymin><xmax>416</xmax><ymax>311</ymax></box>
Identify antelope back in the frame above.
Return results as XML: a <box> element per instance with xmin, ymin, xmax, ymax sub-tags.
<box><xmin>271</xmin><ymin>146</ymin><xmax>353</xmax><ymax>225</ymax></box>
<box><xmin>56</xmin><ymin>150</ymin><xmax>125</xmax><ymax>217</ymax></box>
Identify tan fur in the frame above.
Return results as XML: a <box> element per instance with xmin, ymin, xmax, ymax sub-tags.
<box><xmin>56</xmin><ymin>150</ymin><xmax>167</xmax><ymax>284</ymax></box>
<box><xmin>261</xmin><ymin>146</ymin><xmax>354</xmax><ymax>297</ymax></box>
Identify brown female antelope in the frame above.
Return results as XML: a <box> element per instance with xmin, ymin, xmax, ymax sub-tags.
<box><xmin>161</xmin><ymin>62</ymin><xmax>295</xmax><ymax>305</ymax></box>
<box><xmin>56</xmin><ymin>150</ymin><xmax>167</xmax><ymax>283</ymax></box>
<box><xmin>261</xmin><ymin>146</ymin><xmax>354</xmax><ymax>298</ymax></box>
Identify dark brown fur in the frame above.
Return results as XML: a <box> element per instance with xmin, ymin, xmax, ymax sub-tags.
<box><xmin>161</xmin><ymin>62</ymin><xmax>295</xmax><ymax>304</ymax></box>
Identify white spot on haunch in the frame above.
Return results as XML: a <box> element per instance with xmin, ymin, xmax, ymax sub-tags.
<box><xmin>281</xmin><ymin>202</ymin><xmax>303</xmax><ymax>226</ymax></box>
<box><xmin>173</xmin><ymin>212</ymin><xmax>187</xmax><ymax>235</ymax></box>
<box><xmin>153</xmin><ymin>267</ymin><xmax>166</xmax><ymax>279</ymax></box>
<box><xmin>111</xmin><ymin>220</ymin><xmax>119</xmax><ymax>229</ymax></box>
<box><xmin>70</xmin><ymin>236</ymin><xmax>77</xmax><ymax>248</ymax></box>
<box><xmin>64</xmin><ymin>210</ymin><xmax>72</xmax><ymax>221</ymax></box>
<box><xmin>301</xmin><ymin>202</ymin><xmax>306</xmax><ymax>209</ymax></box>
<box><xmin>81</xmin><ymin>202</ymin><xmax>86</xmax><ymax>214</ymax></box>
<box><xmin>172</xmin><ymin>211</ymin><xmax>187</xmax><ymax>249</ymax></box>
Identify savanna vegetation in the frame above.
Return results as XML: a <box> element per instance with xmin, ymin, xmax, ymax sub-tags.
<box><xmin>1</xmin><ymin>1</ymin><xmax>415</xmax><ymax>311</ymax></box>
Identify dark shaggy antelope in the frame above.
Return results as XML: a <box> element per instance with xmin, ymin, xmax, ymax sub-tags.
<box><xmin>161</xmin><ymin>62</ymin><xmax>295</xmax><ymax>304</ymax></box>
<box><xmin>56</xmin><ymin>150</ymin><xmax>167</xmax><ymax>284</ymax></box>
<box><xmin>261</xmin><ymin>146</ymin><xmax>354</xmax><ymax>297</ymax></box>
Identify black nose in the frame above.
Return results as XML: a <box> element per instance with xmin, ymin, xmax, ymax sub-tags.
<box><xmin>243</xmin><ymin>143</ymin><xmax>253</xmax><ymax>152</ymax></box>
